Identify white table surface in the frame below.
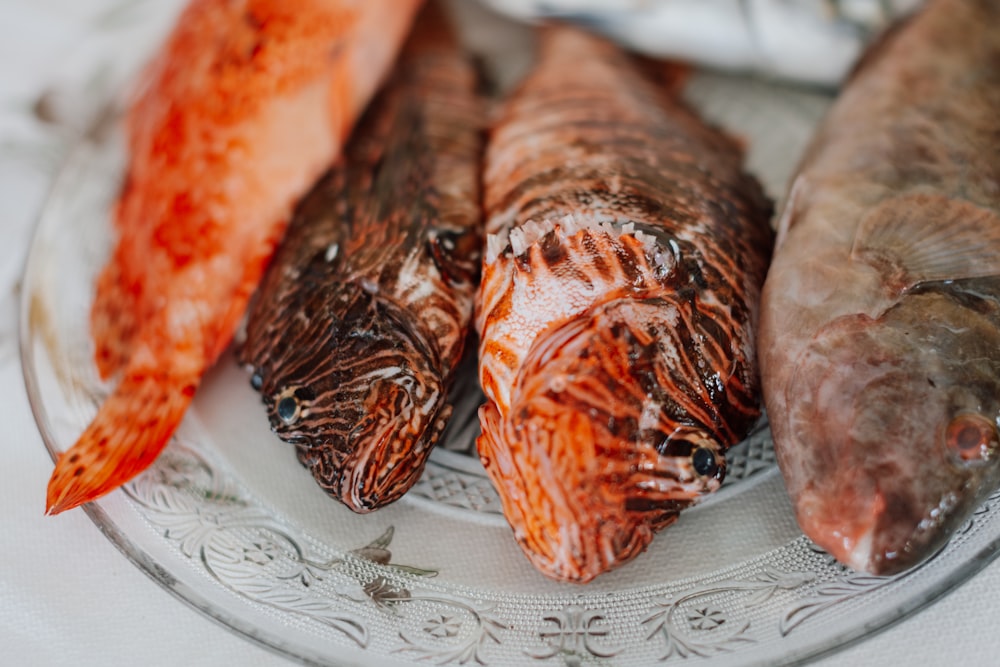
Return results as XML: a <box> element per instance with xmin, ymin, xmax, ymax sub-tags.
<box><xmin>3</xmin><ymin>1</ymin><xmax>999</xmax><ymax>665</ymax></box>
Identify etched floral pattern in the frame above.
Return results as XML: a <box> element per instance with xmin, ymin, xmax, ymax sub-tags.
<box><xmin>526</xmin><ymin>605</ymin><xmax>621</xmax><ymax>663</ymax></box>
<box><xmin>687</xmin><ymin>606</ymin><xmax>727</xmax><ymax>631</ymax></box>
<box><xmin>643</xmin><ymin>568</ymin><xmax>815</xmax><ymax>660</ymax></box>
<box><xmin>425</xmin><ymin>614</ymin><xmax>464</xmax><ymax>639</ymax></box>
<box><xmin>396</xmin><ymin>598</ymin><xmax>507</xmax><ymax>665</ymax></box>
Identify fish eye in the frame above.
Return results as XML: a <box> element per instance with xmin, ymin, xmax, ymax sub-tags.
<box><xmin>276</xmin><ymin>395</ymin><xmax>299</xmax><ymax>424</ymax></box>
<box><xmin>654</xmin><ymin>428</ymin><xmax>725</xmax><ymax>482</ymax></box>
<box><xmin>946</xmin><ymin>414</ymin><xmax>999</xmax><ymax>463</ymax></box>
<box><xmin>691</xmin><ymin>446</ymin><xmax>719</xmax><ymax>477</ymax></box>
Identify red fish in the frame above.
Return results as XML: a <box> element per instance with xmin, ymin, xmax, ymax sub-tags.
<box><xmin>46</xmin><ymin>0</ymin><xmax>423</xmax><ymax>515</ymax></box>
<box><xmin>476</xmin><ymin>26</ymin><xmax>773</xmax><ymax>582</ymax></box>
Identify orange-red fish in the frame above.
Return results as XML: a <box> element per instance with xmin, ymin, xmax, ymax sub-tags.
<box><xmin>45</xmin><ymin>0</ymin><xmax>422</xmax><ymax>515</ymax></box>
<box><xmin>476</xmin><ymin>26</ymin><xmax>773</xmax><ymax>582</ymax></box>
<box><xmin>759</xmin><ymin>0</ymin><xmax>1000</xmax><ymax>575</ymax></box>
<box><xmin>238</xmin><ymin>4</ymin><xmax>484</xmax><ymax>513</ymax></box>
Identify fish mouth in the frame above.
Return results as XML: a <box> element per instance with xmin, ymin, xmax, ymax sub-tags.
<box><xmin>478</xmin><ymin>297</ymin><xmax>734</xmax><ymax>581</ymax></box>
<box><xmin>338</xmin><ymin>397</ymin><xmax>451</xmax><ymax>513</ymax></box>
<box><xmin>252</xmin><ymin>288</ymin><xmax>452</xmax><ymax>512</ymax></box>
<box><xmin>477</xmin><ymin>400</ymin><xmax>669</xmax><ymax>583</ymax></box>
<box><xmin>796</xmin><ymin>485</ymin><xmax>966</xmax><ymax>575</ymax></box>
<box><xmin>783</xmin><ymin>312</ymin><xmax>1000</xmax><ymax>575</ymax></box>
<box><xmin>796</xmin><ymin>487</ymin><xmax>882</xmax><ymax>572</ymax></box>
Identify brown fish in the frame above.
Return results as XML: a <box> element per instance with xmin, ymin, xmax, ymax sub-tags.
<box><xmin>238</xmin><ymin>4</ymin><xmax>484</xmax><ymax>513</ymax></box>
<box><xmin>476</xmin><ymin>26</ymin><xmax>773</xmax><ymax>582</ymax></box>
<box><xmin>759</xmin><ymin>0</ymin><xmax>1000</xmax><ymax>574</ymax></box>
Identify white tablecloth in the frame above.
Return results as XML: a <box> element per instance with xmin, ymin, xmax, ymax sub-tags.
<box><xmin>3</xmin><ymin>1</ymin><xmax>998</xmax><ymax>665</ymax></box>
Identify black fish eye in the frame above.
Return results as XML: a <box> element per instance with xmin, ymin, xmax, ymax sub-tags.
<box><xmin>692</xmin><ymin>447</ymin><xmax>718</xmax><ymax>477</ymax></box>
<box><xmin>277</xmin><ymin>395</ymin><xmax>299</xmax><ymax>424</ymax></box>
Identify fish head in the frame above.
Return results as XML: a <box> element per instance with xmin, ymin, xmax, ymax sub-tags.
<box><xmin>784</xmin><ymin>286</ymin><xmax>1000</xmax><ymax>574</ymax></box>
<box><xmin>249</xmin><ymin>287</ymin><xmax>449</xmax><ymax>512</ymax></box>
<box><xmin>479</xmin><ymin>297</ymin><xmax>730</xmax><ymax>582</ymax></box>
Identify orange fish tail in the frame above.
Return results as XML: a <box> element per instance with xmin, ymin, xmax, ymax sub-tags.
<box><xmin>45</xmin><ymin>371</ymin><xmax>197</xmax><ymax>515</ymax></box>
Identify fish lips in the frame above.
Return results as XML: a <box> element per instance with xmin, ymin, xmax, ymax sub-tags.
<box><xmin>783</xmin><ymin>313</ymin><xmax>1000</xmax><ymax>575</ymax></box>
<box><xmin>335</xmin><ymin>396</ymin><xmax>452</xmax><ymax>512</ymax></box>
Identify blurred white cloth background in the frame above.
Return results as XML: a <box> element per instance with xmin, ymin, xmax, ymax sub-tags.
<box><xmin>1</xmin><ymin>1</ymin><xmax>997</xmax><ymax>665</ymax></box>
<box><xmin>480</xmin><ymin>0</ymin><xmax>924</xmax><ymax>85</ymax></box>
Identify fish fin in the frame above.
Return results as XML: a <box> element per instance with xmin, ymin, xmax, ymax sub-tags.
<box><xmin>45</xmin><ymin>370</ymin><xmax>197</xmax><ymax>515</ymax></box>
<box><xmin>851</xmin><ymin>193</ymin><xmax>1000</xmax><ymax>291</ymax></box>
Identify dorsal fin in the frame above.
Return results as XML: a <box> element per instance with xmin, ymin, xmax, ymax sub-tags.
<box><xmin>851</xmin><ymin>193</ymin><xmax>1000</xmax><ymax>292</ymax></box>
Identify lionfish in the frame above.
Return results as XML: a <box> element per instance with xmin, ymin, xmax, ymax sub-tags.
<box><xmin>238</xmin><ymin>4</ymin><xmax>484</xmax><ymax>512</ymax></box>
<box><xmin>476</xmin><ymin>26</ymin><xmax>773</xmax><ymax>582</ymax></box>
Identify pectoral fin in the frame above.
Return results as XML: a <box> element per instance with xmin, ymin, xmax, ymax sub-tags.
<box><xmin>851</xmin><ymin>193</ymin><xmax>1000</xmax><ymax>292</ymax></box>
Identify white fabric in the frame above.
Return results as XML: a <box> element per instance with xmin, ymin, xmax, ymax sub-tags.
<box><xmin>479</xmin><ymin>0</ymin><xmax>925</xmax><ymax>85</ymax></box>
<box><xmin>1</xmin><ymin>1</ymin><xmax>996</xmax><ymax>665</ymax></box>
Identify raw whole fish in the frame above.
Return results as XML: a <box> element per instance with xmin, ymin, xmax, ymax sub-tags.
<box><xmin>45</xmin><ymin>0</ymin><xmax>423</xmax><ymax>515</ymax></box>
<box><xmin>477</xmin><ymin>26</ymin><xmax>773</xmax><ymax>582</ymax></box>
<box><xmin>238</xmin><ymin>5</ymin><xmax>484</xmax><ymax>513</ymax></box>
<box><xmin>759</xmin><ymin>0</ymin><xmax>1000</xmax><ymax>574</ymax></box>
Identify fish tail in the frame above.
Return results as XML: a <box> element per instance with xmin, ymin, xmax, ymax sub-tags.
<box><xmin>45</xmin><ymin>370</ymin><xmax>197</xmax><ymax>515</ymax></box>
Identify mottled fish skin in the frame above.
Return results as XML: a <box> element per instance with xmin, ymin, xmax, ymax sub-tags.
<box><xmin>239</xmin><ymin>6</ymin><xmax>484</xmax><ymax>513</ymax></box>
<box><xmin>477</xmin><ymin>26</ymin><xmax>773</xmax><ymax>583</ymax></box>
<box><xmin>45</xmin><ymin>0</ymin><xmax>422</xmax><ymax>515</ymax></box>
<box><xmin>759</xmin><ymin>0</ymin><xmax>1000</xmax><ymax>575</ymax></box>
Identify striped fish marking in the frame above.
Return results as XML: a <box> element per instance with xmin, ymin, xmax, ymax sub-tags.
<box><xmin>239</xmin><ymin>5</ymin><xmax>485</xmax><ymax>513</ymax></box>
<box><xmin>476</xmin><ymin>26</ymin><xmax>773</xmax><ymax>582</ymax></box>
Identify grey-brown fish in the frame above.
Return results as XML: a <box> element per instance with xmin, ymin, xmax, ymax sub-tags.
<box><xmin>759</xmin><ymin>0</ymin><xmax>1000</xmax><ymax>574</ymax></box>
<box><xmin>238</xmin><ymin>5</ymin><xmax>484</xmax><ymax>513</ymax></box>
<box><xmin>476</xmin><ymin>26</ymin><xmax>773</xmax><ymax>582</ymax></box>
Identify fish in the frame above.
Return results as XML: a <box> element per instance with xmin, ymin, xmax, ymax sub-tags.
<box><xmin>758</xmin><ymin>0</ymin><xmax>1000</xmax><ymax>575</ymax></box>
<box><xmin>45</xmin><ymin>0</ymin><xmax>423</xmax><ymax>515</ymax></box>
<box><xmin>237</xmin><ymin>4</ymin><xmax>484</xmax><ymax>513</ymax></box>
<box><xmin>476</xmin><ymin>26</ymin><xmax>773</xmax><ymax>582</ymax></box>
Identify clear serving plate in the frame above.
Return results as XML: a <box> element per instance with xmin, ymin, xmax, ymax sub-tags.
<box><xmin>19</xmin><ymin>14</ymin><xmax>1000</xmax><ymax>667</ymax></box>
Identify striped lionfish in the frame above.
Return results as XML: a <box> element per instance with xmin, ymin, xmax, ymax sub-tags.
<box><xmin>476</xmin><ymin>26</ymin><xmax>774</xmax><ymax>582</ymax></box>
<box><xmin>238</xmin><ymin>4</ymin><xmax>484</xmax><ymax>513</ymax></box>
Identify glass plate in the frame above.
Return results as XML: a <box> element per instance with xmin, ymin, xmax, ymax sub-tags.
<box><xmin>19</xmin><ymin>35</ymin><xmax>1000</xmax><ymax>667</ymax></box>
